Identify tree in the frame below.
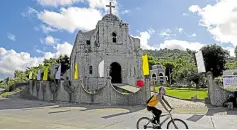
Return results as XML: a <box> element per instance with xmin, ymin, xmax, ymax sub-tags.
<box><xmin>201</xmin><ymin>44</ymin><xmax>229</xmax><ymax>77</ymax></box>
<box><xmin>235</xmin><ymin>46</ymin><xmax>237</xmax><ymax>58</ymax></box>
<box><xmin>148</xmin><ymin>55</ymin><xmax>157</xmax><ymax>70</ymax></box>
<box><xmin>57</xmin><ymin>55</ymin><xmax>70</xmax><ymax>76</ymax></box>
<box><xmin>163</xmin><ymin>62</ymin><xmax>175</xmax><ymax>84</ymax></box>
<box><xmin>187</xmin><ymin>72</ymin><xmax>201</xmax><ymax>88</ymax></box>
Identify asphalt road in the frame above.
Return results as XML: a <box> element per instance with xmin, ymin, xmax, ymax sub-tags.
<box><xmin>0</xmin><ymin>97</ymin><xmax>236</xmax><ymax>129</ymax></box>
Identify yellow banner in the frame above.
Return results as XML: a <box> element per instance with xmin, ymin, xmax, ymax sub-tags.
<box><xmin>74</xmin><ymin>64</ymin><xmax>78</xmax><ymax>79</ymax></box>
<box><xmin>43</xmin><ymin>68</ymin><xmax>48</xmax><ymax>81</ymax></box>
<box><xmin>142</xmin><ymin>54</ymin><xmax>150</xmax><ymax>76</ymax></box>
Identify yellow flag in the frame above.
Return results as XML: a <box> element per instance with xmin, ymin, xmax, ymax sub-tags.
<box><xmin>142</xmin><ymin>54</ymin><xmax>150</xmax><ymax>76</ymax></box>
<box><xmin>43</xmin><ymin>67</ymin><xmax>48</xmax><ymax>81</ymax></box>
<box><xmin>74</xmin><ymin>64</ymin><xmax>78</xmax><ymax>79</ymax></box>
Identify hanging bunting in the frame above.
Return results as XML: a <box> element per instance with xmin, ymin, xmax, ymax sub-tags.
<box><xmin>74</xmin><ymin>63</ymin><xmax>79</xmax><ymax>79</ymax></box>
<box><xmin>55</xmin><ymin>64</ymin><xmax>61</xmax><ymax>80</ymax></box>
<box><xmin>37</xmin><ymin>70</ymin><xmax>41</xmax><ymax>80</ymax></box>
<box><xmin>29</xmin><ymin>71</ymin><xmax>33</xmax><ymax>80</ymax></box>
<box><xmin>43</xmin><ymin>67</ymin><xmax>48</xmax><ymax>81</ymax></box>
<box><xmin>98</xmin><ymin>60</ymin><xmax>104</xmax><ymax>77</ymax></box>
<box><xmin>142</xmin><ymin>54</ymin><xmax>150</xmax><ymax>76</ymax></box>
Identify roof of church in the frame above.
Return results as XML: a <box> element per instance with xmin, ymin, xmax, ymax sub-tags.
<box><xmin>102</xmin><ymin>14</ymin><xmax>120</xmax><ymax>22</ymax></box>
<box><xmin>84</xmin><ymin>29</ymin><xmax>96</xmax><ymax>38</ymax></box>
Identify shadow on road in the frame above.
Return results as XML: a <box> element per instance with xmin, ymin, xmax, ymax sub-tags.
<box><xmin>205</xmin><ymin>104</ymin><xmax>237</xmax><ymax>116</ymax></box>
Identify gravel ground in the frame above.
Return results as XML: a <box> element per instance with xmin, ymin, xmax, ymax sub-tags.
<box><xmin>150</xmin><ymin>92</ymin><xmax>207</xmax><ymax>109</ymax></box>
<box><xmin>164</xmin><ymin>96</ymin><xmax>207</xmax><ymax>108</ymax></box>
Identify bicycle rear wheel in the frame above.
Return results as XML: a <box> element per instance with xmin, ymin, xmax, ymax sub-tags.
<box><xmin>136</xmin><ymin>117</ymin><xmax>154</xmax><ymax>129</ymax></box>
<box><xmin>167</xmin><ymin>119</ymin><xmax>188</xmax><ymax>129</ymax></box>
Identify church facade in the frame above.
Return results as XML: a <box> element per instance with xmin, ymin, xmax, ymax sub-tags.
<box><xmin>150</xmin><ymin>64</ymin><xmax>167</xmax><ymax>85</ymax></box>
<box><xmin>69</xmin><ymin>11</ymin><xmax>143</xmax><ymax>90</ymax></box>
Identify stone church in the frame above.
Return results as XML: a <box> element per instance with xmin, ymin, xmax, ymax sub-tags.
<box><xmin>69</xmin><ymin>3</ymin><xmax>143</xmax><ymax>91</ymax></box>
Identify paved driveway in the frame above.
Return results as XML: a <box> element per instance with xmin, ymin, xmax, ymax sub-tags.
<box><xmin>0</xmin><ymin>97</ymin><xmax>236</xmax><ymax>129</ymax></box>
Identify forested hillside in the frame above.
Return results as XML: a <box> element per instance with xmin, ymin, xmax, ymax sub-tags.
<box><xmin>144</xmin><ymin>47</ymin><xmax>236</xmax><ymax>86</ymax></box>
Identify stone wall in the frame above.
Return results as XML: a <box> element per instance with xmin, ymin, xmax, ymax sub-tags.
<box><xmin>207</xmin><ymin>72</ymin><xmax>234</xmax><ymax>106</ymax></box>
<box><xmin>26</xmin><ymin>76</ymin><xmax>150</xmax><ymax>105</ymax></box>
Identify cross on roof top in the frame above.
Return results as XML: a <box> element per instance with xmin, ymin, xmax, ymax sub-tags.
<box><xmin>106</xmin><ymin>2</ymin><xmax>115</xmax><ymax>14</ymax></box>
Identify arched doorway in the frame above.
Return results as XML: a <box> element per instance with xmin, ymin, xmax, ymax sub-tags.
<box><xmin>109</xmin><ymin>62</ymin><xmax>122</xmax><ymax>83</ymax></box>
<box><xmin>159</xmin><ymin>73</ymin><xmax>164</xmax><ymax>83</ymax></box>
<box><xmin>152</xmin><ymin>74</ymin><xmax>157</xmax><ymax>86</ymax></box>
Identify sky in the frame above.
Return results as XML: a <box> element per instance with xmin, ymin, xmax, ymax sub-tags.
<box><xmin>0</xmin><ymin>0</ymin><xmax>237</xmax><ymax>80</ymax></box>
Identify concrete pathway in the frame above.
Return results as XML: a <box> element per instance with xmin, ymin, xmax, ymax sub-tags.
<box><xmin>0</xmin><ymin>97</ymin><xmax>236</xmax><ymax>129</ymax></box>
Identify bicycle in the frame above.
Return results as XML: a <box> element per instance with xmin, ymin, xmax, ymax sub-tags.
<box><xmin>136</xmin><ymin>109</ymin><xmax>188</xmax><ymax>129</ymax></box>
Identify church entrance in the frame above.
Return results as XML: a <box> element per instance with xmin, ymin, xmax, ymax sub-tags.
<box><xmin>109</xmin><ymin>62</ymin><xmax>122</xmax><ymax>83</ymax></box>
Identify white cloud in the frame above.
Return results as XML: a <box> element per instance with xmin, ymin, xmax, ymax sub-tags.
<box><xmin>21</xmin><ymin>7</ymin><xmax>38</xmax><ymax>17</ymax></box>
<box><xmin>38</xmin><ymin>7</ymin><xmax>103</xmax><ymax>33</ymax></box>
<box><xmin>188</xmin><ymin>33</ymin><xmax>197</xmax><ymax>37</ymax></box>
<box><xmin>191</xmin><ymin>33</ymin><xmax>197</xmax><ymax>37</ymax></box>
<box><xmin>87</xmin><ymin>0</ymin><xmax>117</xmax><ymax>12</ymax></box>
<box><xmin>36</xmin><ymin>49</ymin><xmax>44</xmax><ymax>54</ymax></box>
<box><xmin>37</xmin><ymin>0</ymin><xmax>83</xmax><ymax>7</ymax></box>
<box><xmin>53</xmin><ymin>42</ymin><xmax>73</xmax><ymax>57</ymax></box>
<box><xmin>40</xmin><ymin>25</ymin><xmax>57</xmax><ymax>33</ymax></box>
<box><xmin>183</xmin><ymin>13</ymin><xmax>188</xmax><ymax>16</ymax></box>
<box><xmin>159</xmin><ymin>40</ymin><xmax>206</xmax><ymax>51</ymax></box>
<box><xmin>189</xmin><ymin>0</ymin><xmax>237</xmax><ymax>46</ymax></box>
<box><xmin>121</xmin><ymin>9</ymin><xmax>130</xmax><ymax>14</ymax></box>
<box><xmin>159</xmin><ymin>29</ymin><xmax>176</xmax><ymax>39</ymax></box>
<box><xmin>37</xmin><ymin>0</ymin><xmax>118</xmax><ymax>14</ymax></box>
<box><xmin>160</xmin><ymin>29</ymin><xmax>171</xmax><ymax>37</ymax></box>
<box><xmin>0</xmin><ymin>42</ymin><xmax>73</xmax><ymax>79</ymax></box>
<box><xmin>40</xmin><ymin>36</ymin><xmax>59</xmax><ymax>45</ymax></box>
<box><xmin>189</xmin><ymin>5</ymin><xmax>201</xmax><ymax>13</ymax></box>
<box><xmin>223</xmin><ymin>46</ymin><xmax>235</xmax><ymax>57</ymax></box>
<box><xmin>178</xmin><ymin>28</ymin><xmax>184</xmax><ymax>33</ymax></box>
<box><xmin>133</xmin><ymin>28</ymin><xmax>158</xmax><ymax>50</ymax></box>
<box><xmin>7</xmin><ymin>33</ymin><xmax>16</xmax><ymax>41</ymax></box>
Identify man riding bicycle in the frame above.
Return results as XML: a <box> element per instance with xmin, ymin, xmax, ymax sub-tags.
<box><xmin>146</xmin><ymin>87</ymin><xmax>173</xmax><ymax>126</ymax></box>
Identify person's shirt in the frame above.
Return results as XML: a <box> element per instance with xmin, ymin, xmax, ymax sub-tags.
<box><xmin>156</xmin><ymin>93</ymin><xmax>163</xmax><ymax>102</ymax></box>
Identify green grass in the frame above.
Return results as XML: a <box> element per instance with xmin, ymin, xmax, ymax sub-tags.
<box><xmin>0</xmin><ymin>88</ymin><xmax>22</xmax><ymax>98</ymax></box>
<box><xmin>0</xmin><ymin>91</ymin><xmax>16</xmax><ymax>98</ymax></box>
<box><xmin>154</xmin><ymin>86</ymin><xmax>208</xmax><ymax>100</ymax></box>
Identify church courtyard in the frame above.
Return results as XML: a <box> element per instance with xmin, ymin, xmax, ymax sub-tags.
<box><xmin>0</xmin><ymin>97</ymin><xmax>236</xmax><ymax>129</ymax></box>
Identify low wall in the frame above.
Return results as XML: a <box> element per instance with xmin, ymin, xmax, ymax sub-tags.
<box><xmin>207</xmin><ymin>72</ymin><xmax>234</xmax><ymax>106</ymax></box>
<box><xmin>26</xmin><ymin>77</ymin><xmax>151</xmax><ymax>105</ymax></box>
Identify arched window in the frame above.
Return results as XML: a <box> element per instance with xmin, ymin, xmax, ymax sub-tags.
<box><xmin>112</xmin><ymin>32</ymin><xmax>117</xmax><ymax>43</ymax></box>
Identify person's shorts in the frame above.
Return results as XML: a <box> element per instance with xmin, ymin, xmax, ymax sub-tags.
<box><xmin>147</xmin><ymin>106</ymin><xmax>153</xmax><ymax>111</ymax></box>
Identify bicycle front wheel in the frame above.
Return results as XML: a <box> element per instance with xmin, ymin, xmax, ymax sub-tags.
<box><xmin>136</xmin><ymin>117</ymin><xmax>154</xmax><ymax>129</ymax></box>
<box><xmin>167</xmin><ymin>119</ymin><xmax>188</xmax><ymax>129</ymax></box>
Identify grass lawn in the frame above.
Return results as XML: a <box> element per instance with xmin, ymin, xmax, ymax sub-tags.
<box><xmin>154</xmin><ymin>86</ymin><xmax>208</xmax><ymax>100</ymax></box>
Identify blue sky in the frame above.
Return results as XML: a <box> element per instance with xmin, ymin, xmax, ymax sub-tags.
<box><xmin>0</xmin><ymin>0</ymin><xmax>237</xmax><ymax>79</ymax></box>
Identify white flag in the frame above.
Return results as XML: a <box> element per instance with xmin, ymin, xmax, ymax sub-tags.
<box><xmin>37</xmin><ymin>70</ymin><xmax>41</xmax><ymax>80</ymax></box>
<box><xmin>195</xmin><ymin>51</ymin><xmax>206</xmax><ymax>73</ymax></box>
<box><xmin>55</xmin><ymin>64</ymin><xmax>61</xmax><ymax>80</ymax></box>
<box><xmin>98</xmin><ymin>60</ymin><xmax>104</xmax><ymax>77</ymax></box>
<box><xmin>29</xmin><ymin>71</ymin><xmax>33</xmax><ymax>80</ymax></box>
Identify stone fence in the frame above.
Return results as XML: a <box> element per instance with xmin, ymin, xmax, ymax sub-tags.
<box><xmin>207</xmin><ymin>72</ymin><xmax>234</xmax><ymax>106</ymax></box>
<box><xmin>25</xmin><ymin>77</ymin><xmax>151</xmax><ymax>106</ymax></box>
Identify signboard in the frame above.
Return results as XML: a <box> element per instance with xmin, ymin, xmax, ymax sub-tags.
<box><xmin>223</xmin><ymin>76</ymin><xmax>237</xmax><ymax>88</ymax></box>
<box><xmin>195</xmin><ymin>51</ymin><xmax>206</xmax><ymax>73</ymax></box>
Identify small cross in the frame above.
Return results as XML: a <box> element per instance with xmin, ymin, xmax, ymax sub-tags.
<box><xmin>106</xmin><ymin>2</ymin><xmax>115</xmax><ymax>14</ymax></box>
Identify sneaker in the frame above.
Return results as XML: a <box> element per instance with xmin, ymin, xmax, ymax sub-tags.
<box><xmin>153</xmin><ymin>124</ymin><xmax>161</xmax><ymax>129</ymax></box>
<box><xmin>151</xmin><ymin>119</ymin><xmax>157</xmax><ymax>124</ymax></box>
<box><xmin>155</xmin><ymin>125</ymin><xmax>161</xmax><ymax>129</ymax></box>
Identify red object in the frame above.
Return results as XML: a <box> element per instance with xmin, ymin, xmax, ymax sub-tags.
<box><xmin>136</xmin><ymin>80</ymin><xmax>144</xmax><ymax>88</ymax></box>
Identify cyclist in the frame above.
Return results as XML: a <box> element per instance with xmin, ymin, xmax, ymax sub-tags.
<box><xmin>146</xmin><ymin>87</ymin><xmax>173</xmax><ymax>126</ymax></box>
